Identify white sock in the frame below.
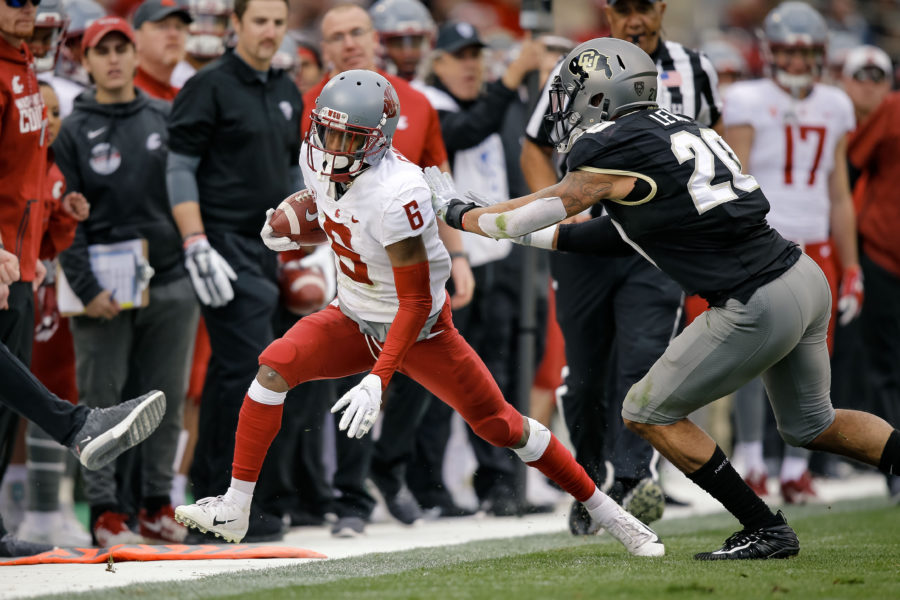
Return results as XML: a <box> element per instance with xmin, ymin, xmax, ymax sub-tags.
<box><xmin>734</xmin><ymin>441</ymin><xmax>766</xmax><ymax>476</ymax></box>
<box><xmin>224</xmin><ymin>478</ymin><xmax>255</xmax><ymax>510</ymax></box>
<box><xmin>582</xmin><ymin>488</ymin><xmax>621</xmax><ymax>528</ymax></box>
<box><xmin>171</xmin><ymin>473</ymin><xmax>187</xmax><ymax>507</ymax></box>
<box><xmin>780</xmin><ymin>456</ymin><xmax>808</xmax><ymax>482</ymax></box>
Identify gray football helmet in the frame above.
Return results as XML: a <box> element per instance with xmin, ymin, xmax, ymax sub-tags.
<box><xmin>546</xmin><ymin>38</ymin><xmax>659</xmax><ymax>153</ymax></box>
<box><xmin>306</xmin><ymin>70</ymin><xmax>401</xmax><ymax>182</ymax></box>
<box><xmin>58</xmin><ymin>0</ymin><xmax>106</xmax><ymax>83</ymax></box>
<box><xmin>370</xmin><ymin>0</ymin><xmax>435</xmax><ymax>38</ymax></box>
<box><xmin>185</xmin><ymin>0</ymin><xmax>233</xmax><ymax>60</ymax></box>
<box><xmin>31</xmin><ymin>0</ymin><xmax>68</xmax><ymax>73</ymax></box>
<box><xmin>700</xmin><ymin>40</ymin><xmax>747</xmax><ymax>79</ymax></box>
<box><xmin>762</xmin><ymin>1</ymin><xmax>828</xmax><ymax>97</ymax></box>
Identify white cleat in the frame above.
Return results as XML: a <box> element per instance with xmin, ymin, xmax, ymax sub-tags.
<box><xmin>604</xmin><ymin>507</ymin><xmax>666</xmax><ymax>557</ymax></box>
<box><xmin>175</xmin><ymin>496</ymin><xmax>249</xmax><ymax>543</ymax></box>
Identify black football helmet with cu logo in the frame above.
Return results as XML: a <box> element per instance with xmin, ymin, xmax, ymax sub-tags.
<box><xmin>546</xmin><ymin>38</ymin><xmax>660</xmax><ymax>152</ymax></box>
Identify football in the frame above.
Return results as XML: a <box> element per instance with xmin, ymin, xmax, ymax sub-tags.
<box><xmin>268</xmin><ymin>189</ymin><xmax>329</xmax><ymax>246</ymax></box>
<box><xmin>279</xmin><ymin>260</ymin><xmax>328</xmax><ymax>316</ymax></box>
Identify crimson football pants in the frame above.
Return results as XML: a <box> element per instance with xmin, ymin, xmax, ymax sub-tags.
<box><xmin>259</xmin><ymin>299</ymin><xmax>524</xmax><ymax>449</ymax></box>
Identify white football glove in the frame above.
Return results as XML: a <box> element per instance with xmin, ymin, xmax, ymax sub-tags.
<box><xmin>298</xmin><ymin>244</ymin><xmax>337</xmax><ymax>305</ymax></box>
<box><xmin>261</xmin><ymin>208</ymin><xmax>302</xmax><ymax>252</ymax></box>
<box><xmin>184</xmin><ymin>235</ymin><xmax>237</xmax><ymax>307</ymax></box>
<box><xmin>331</xmin><ymin>373</ymin><xmax>383</xmax><ymax>439</ymax></box>
<box><xmin>463</xmin><ymin>190</ymin><xmax>496</xmax><ymax>207</ymax></box>
<box><xmin>423</xmin><ymin>166</ymin><xmax>460</xmax><ymax>221</ymax></box>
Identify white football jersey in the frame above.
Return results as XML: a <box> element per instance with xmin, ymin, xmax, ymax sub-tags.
<box><xmin>300</xmin><ymin>143</ymin><xmax>451</xmax><ymax>324</ymax></box>
<box><xmin>723</xmin><ymin>79</ymin><xmax>855</xmax><ymax>243</ymax></box>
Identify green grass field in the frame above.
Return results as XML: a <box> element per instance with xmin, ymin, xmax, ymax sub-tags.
<box><xmin>55</xmin><ymin>497</ymin><xmax>898</xmax><ymax>600</ymax></box>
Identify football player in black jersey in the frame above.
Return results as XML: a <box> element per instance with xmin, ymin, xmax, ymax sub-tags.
<box><xmin>426</xmin><ymin>37</ymin><xmax>900</xmax><ymax>560</ymax></box>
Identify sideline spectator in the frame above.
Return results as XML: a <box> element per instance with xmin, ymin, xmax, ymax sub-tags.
<box><xmin>54</xmin><ymin>0</ymin><xmax>107</xmax><ymax>114</ymax></box>
<box><xmin>16</xmin><ymin>80</ymin><xmax>92</xmax><ymax>548</ymax></box>
<box><xmin>844</xmin><ymin>44</ymin><xmax>900</xmax><ymax>503</ymax></box>
<box><xmin>167</xmin><ymin>0</ymin><xmax>302</xmax><ymax>542</ymax></box>
<box><xmin>370</xmin><ymin>0</ymin><xmax>435</xmax><ymax>82</ymax></box>
<box><xmin>171</xmin><ymin>0</ymin><xmax>232</xmax><ymax>87</ymax></box>
<box><xmin>133</xmin><ymin>0</ymin><xmax>192</xmax><ymax>101</ymax></box>
<box><xmin>56</xmin><ymin>16</ymin><xmax>198</xmax><ymax>546</ymax></box>
<box><xmin>0</xmin><ymin>0</ymin><xmax>51</xmax><ymax>556</ymax></box>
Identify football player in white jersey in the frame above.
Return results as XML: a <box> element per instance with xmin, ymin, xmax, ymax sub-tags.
<box><xmin>173</xmin><ymin>70</ymin><xmax>665</xmax><ymax>557</ymax></box>
<box><xmin>723</xmin><ymin>1</ymin><xmax>863</xmax><ymax>503</ymax></box>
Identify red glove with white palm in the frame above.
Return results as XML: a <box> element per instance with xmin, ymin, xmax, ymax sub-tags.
<box><xmin>837</xmin><ymin>264</ymin><xmax>864</xmax><ymax>326</ymax></box>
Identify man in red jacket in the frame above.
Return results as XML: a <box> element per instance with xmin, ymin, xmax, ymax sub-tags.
<box><xmin>0</xmin><ymin>0</ymin><xmax>47</xmax><ymax>330</ymax></box>
<box><xmin>1</xmin><ymin>0</ymin><xmax>55</xmax><ymax>556</ymax></box>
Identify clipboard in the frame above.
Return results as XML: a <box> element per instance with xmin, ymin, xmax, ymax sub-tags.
<box><xmin>57</xmin><ymin>239</ymin><xmax>152</xmax><ymax>317</ymax></box>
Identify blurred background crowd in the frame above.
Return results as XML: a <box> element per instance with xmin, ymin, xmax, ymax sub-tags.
<box><xmin>1</xmin><ymin>0</ymin><xmax>898</xmax><ymax>553</ymax></box>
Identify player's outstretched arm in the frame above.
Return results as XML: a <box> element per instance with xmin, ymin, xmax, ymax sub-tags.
<box><xmin>425</xmin><ymin>166</ymin><xmax>633</xmax><ymax>239</ymax></box>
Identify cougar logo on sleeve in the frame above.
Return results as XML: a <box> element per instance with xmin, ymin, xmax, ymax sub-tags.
<box><xmin>569</xmin><ymin>49</ymin><xmax>613</xmax><ymax>79</ymax></box>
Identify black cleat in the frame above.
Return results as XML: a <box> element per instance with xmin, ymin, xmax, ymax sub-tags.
<box><xmin>694</xmin><ymin>511</ymin><xmax>800</xmax><ymax>560</ymax></box>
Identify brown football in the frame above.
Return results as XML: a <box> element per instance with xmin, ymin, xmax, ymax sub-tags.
<box><xmin>279</xmin><ymin>261</ymin><xmax>328</xmax><ymax>316</ymax></box>
<box><xmin>269</xmin><ymin>189</ymin><xmax>329</xmax><ymax>246</ymax></box>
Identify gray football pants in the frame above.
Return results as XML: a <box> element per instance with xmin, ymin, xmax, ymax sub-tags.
<box><xmin>732</xmin><ymin>376</ymin><xmax>810</xmax><ymax>461</ymax></box>
<box><xmin>623</xmin><ymin>253</ymin><xmax>835</xmax><ymax>448</ymax></box>
<box><xmin>71</xmin><ymin>276</ymin><xmax>198</xmax><ymax>507</ymax></box>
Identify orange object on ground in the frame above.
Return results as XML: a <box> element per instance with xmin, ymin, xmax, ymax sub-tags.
<box><xmin>0</xmin><ymin>544</ymin><xmax>326</xmax><ymax>566</ymax></box>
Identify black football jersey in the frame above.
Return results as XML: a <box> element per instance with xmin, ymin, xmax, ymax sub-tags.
<box><xmin>565</xmin><ymin>107</ymin><xmax>800</xmax><ymax>306</ymax></box>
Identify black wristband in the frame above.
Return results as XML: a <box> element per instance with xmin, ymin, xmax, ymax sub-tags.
<box><xmin>449</xmin><ymin>251</ymin><xmax>469</xmax><ymax>261</ymax></box>
<box><xmin>444</xmin><ymin>199</ymin><xmax>478</xmax><ymax>230</ymax></box>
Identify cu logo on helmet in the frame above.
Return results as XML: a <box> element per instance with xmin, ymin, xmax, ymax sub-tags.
<box><xmin>570</xmin><ymin>50</ymin><xmax>613</xmax><ymax>79</ymax></box>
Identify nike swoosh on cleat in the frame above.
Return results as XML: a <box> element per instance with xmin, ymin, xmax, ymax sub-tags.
<box><xmin>142</xmin><ymin>520</ymin><xmax>163</xmax><ymax>533</ymax></box>
<box><xmin>712</xmin><ymin>542</ymin><xmax>753</xmax><ymax>555</ymax></box>
<box><xmin>212</xmin><ymin>517</ymin><xmax>237</xmax><ymax>526</ymax></box>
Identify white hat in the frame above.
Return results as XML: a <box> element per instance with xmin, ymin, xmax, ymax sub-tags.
<box><xmin>842</xmin><ymin>45</ymin><xmax>893</xmax><ymax>82</ymax></box>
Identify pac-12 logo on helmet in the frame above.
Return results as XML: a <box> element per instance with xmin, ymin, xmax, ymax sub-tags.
<box><xmin>569</xmin><ymin>49</ymin><xmax>613</xmax><ymax>79</ymax></box>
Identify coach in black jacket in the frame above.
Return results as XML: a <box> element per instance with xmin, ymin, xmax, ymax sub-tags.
<box><xmin>165</xmin><ymin>0</ymin><xmax>302</xmax><ymax>542</ymax></box>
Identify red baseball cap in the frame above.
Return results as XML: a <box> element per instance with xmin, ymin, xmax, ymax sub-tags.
<box><xmin>81</xmin><ymin>16</ymin><xmax>136</xmax><ymax>53</ymax></box>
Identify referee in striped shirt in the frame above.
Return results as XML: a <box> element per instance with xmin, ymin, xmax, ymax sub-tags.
<box><xmin>520</xmin><ymin>0</ymin><xmax>722</xmax><ymax>535</ymax></box>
